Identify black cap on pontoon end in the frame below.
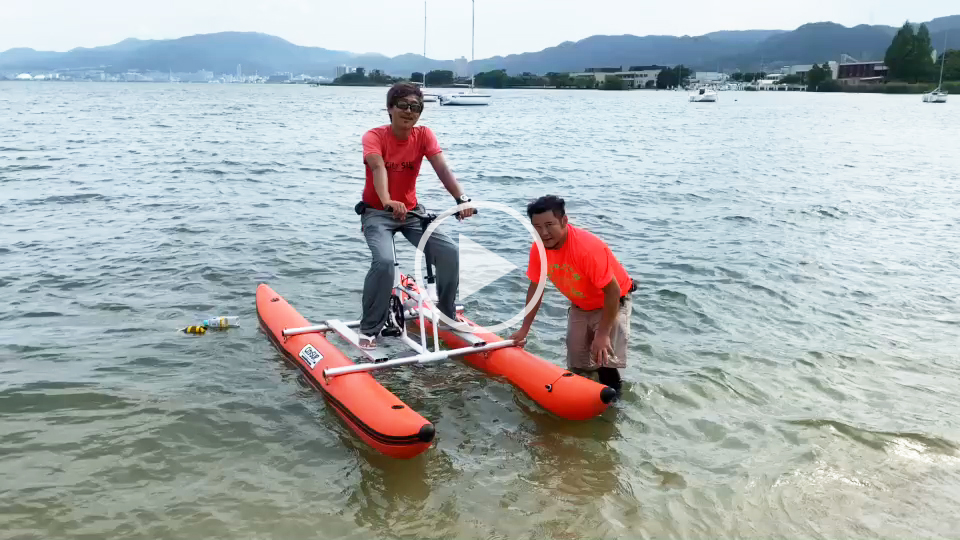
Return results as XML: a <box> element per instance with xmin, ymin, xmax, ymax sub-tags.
<box><xmin>418</xmin><ymin>423</ymin><xmax>436</xmax><ymax>443</ymax></box>
<box><xmin>600</xmin><ymin>386</ymin><xmax>617</xmax><ymax>404</ymax></box>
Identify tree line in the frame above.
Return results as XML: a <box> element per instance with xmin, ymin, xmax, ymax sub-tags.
<box><xmin>412</xmin><ymin>69</ymin><xmax>599</xmax><ymax>89</ymax></box>
<box><xmin>332</xmin><ymin>67</ymin><xmax>399</xmax><ymax>86</ymax></box>
<box><xmin>337</xmin><ymin>24</ymin><xmax>957</xmax><ymax>90</ymax></box>
<box><xmin>884</xmin><ymin>22</ymin><xmax>954</xmax><ymax>83</ymax></box>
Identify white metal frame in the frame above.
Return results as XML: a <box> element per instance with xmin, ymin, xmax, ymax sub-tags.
<box><xmin>281</xmin><ymin>232</ymin><xmax>505</xmax><ymax>378</ymax></box>
<box><xmin>323</xmin><ymin>340</ymin><xmax>514</xmax><ymax>377</ymax></box>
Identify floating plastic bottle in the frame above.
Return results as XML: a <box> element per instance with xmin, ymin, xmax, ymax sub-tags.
<box><xmin>183</xmin><ymin>325</ymin><xmax>207</xmax><ymax>335</ymax></box>
<box><xmin>203</xmin><ymin>316</ymin><xmax>239</xmax><ymax>329</ymax></box>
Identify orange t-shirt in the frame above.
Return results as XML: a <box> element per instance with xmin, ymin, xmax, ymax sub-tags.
<box><xmin>362</xmin><ymin>125</ymin><xmax>442</xmax><ymax>211</ymax></box>
<box><xmin>526</xmin><ymin>224</ymin><xmax>633</xmax><ymax>311</ymax></box>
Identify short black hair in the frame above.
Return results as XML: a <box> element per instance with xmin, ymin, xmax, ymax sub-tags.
<box><xmin>386</xmin><ymin>82</ymin><xmax>423</xmax><ymax>109</ymax></box>
<box><xmin>527</xmin><ymin>195</ymin><xmax>566</xmax><ymax>220</ymax></box>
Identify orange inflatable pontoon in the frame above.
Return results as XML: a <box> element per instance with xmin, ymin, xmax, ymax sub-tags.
<box><xmin>398</xmin><ymin>275</ymin><xmax>616</xmax><ymax>421</ymax></box>
<box><xmin>257</xmin><ymin>284</ymin><xmax>435</xmax><ymax>459</ymax></box>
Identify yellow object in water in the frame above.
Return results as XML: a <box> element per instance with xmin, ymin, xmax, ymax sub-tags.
<box><xmin>183</xmin><ymin>326</ymin><xmax>207</xmax><ymax>335</ymax></box>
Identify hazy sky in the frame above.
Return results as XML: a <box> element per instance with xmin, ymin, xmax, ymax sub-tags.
<box><xmin>2</xmin><ymin>0</ymin><xmax>956</xmax><ymax>59</ymax></box>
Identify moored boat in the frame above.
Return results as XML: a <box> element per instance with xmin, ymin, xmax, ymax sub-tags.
<box><xmin>689</xmin><ymin>86</ymin><xmax>718</xmax><ymax>102</ymax></box>
<box><xmin>438</xmin><ymin>89</ymin><xmax>491</xmax><ymax>106</ymax></box>
<box><xmin>438</xmin><ymin>0</ymin><xmax>492</xmax><ymax>106</ymax></box>
<box><xmin>923</xmin><ymin>32</ymin><xmax>949</xmax><ymax>104</ymax></box>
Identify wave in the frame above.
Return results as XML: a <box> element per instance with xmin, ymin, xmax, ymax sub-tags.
<box><xmin>786</xmin><ymin>418</ymin><xmax>959</xmax><ymax>454</ymax></box>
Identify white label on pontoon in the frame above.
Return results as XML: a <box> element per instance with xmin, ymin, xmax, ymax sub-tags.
<box><xmin>299</xmin><ymin>344</ymin><xmax>323</xmax><ymax>369</ymax></box>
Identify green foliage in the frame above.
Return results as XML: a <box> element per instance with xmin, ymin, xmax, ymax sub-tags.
<box><xmin>572</xmin><ymin>76</ymin><xmax>597</xmax><ymax>89</ymax></box>
<box><xmin>367</xmin><ymin>69</ymin><xmax>394</xmax><ymax>84</ymax></box>
<box><xmin>473</xmin><ymin>69</ymin><xmax>509</xmax><ymax>88</ymax></box>
<box><xmin>425</xmin><ymin>70</ymin><xmax>454</xmax><ymax>86</ymax></box>
<box><xmin>817</xmin><ymin>80</ymin><xmax>842</xmax><ymax>92</ymax></box>
<box><xmin>807</xmin><ymin>69</ymin><xmax>824</xmax><ymax>89</ymax></box>
<box><xmin>780</xmin><ymin>74</ymin><xmax>803</xmax><ymax>85</ymax></box>
<box><xmin>471</xmin><ymin>69</ymin><xmax>550</xmax><ymax>88</ymax></box>
<box><xmin>332</xmin><ymin>66</ymin><xmax>398</xmax><ymax>86</ymax></box>
<box><xmin>730</xmin><ymin>72</ymin><xmax>743</xmax><ymax>81</ymax></box>
<box><xmin>545</xmin><ymin>72</ymin><xmax>596</xmax><ymax>88</ymax></box>
<box><xmin>411</xmin><ymin>71</ymin><xmax>424</xmax><ymax>82</ymax></box>
<box><xmin>886</xmin><ymin>22</ymin><xmax>938</xmax><ymax>82</ymax></box>
<box><xmin>601</xmin><ymin>76</ymin><xmax>627</xmax><ymax>90</ymax></box>
<box><xmin>508</xmin><ymin>73</ymin><xmax>549</xmax><ymax>87</ymax></box>
<box><xmin>942</xmin><ymin>50</ymin><xmax>960</xmax><ymax>82</ymax></box>
<box><xmin>806</xmin><ymin>63</ymin><xmax>840</xmax><ymax>91</ymax></box>
<box><xmin>838</xmin><ymin>81</ymin><xmax>952</xmax><ymax>94</ymax></box>
<box><xmin>656</xmin><ymin>65</ymin><xmax>692</xmax><ymax>89</ymax></box>
<box><xmin>874</xmin><ymin>82</ymin><xmax>919</xmax><ymax>93</ymax></box>
<box><xmin>911</xmin><ymin>24</ymin><xmax>936</xmax><ymax>82</ymax></box>
<box><xmin>942</xmin><ymin>81</ymin><xmax>960</xmax><ymax>92</ymax></box>
<box><xmin>333</xmin><ymin>72</ymin><xmax>367</xmax><ymax>85</ymax></box>
<box><xmin>546</xmin><ymin>72</ymin><xmax>569</xmax><ymax>87</ymax></box>
<box><xmin>885</xmin><ymin>22</ymin><xmax>915</xmax><ymax>80</ymax></box>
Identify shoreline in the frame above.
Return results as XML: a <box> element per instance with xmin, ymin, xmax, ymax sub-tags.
<box><xmin>4</xmin><ymin>79</ymin><xmax>955</xmax><ymax>94</ymax></box>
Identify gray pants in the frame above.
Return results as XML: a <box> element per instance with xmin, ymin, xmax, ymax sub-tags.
<box><xmin>359</xmin><ymin>205</ymin><xmax>459</xmax><ymax>336</ymax></box>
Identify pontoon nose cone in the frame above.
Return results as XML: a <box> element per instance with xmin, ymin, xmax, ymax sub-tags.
<box><xmin>600</xmin><ymin>386</ymin><xmax>617</xmax><ymax>404</ymax></box>
<box><xmin>418</xmin><ymin>423</ymin><xmax>436</xmax><ymax>443</ymax></box>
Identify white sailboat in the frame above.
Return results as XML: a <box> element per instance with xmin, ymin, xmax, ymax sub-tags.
<box><xmin>439</xmin><ymin>0</ymin><xmax>491</xmax><ymax>106</ymax></box>
<box><xmin>420</xmin><ymin>1</ymin><xmax>437</xmax><ymax>102</ymax></box>
<box><xmin>923</xmin><ymin>31</ymin><xmax>949</xmax><ymax>103</ymax></box>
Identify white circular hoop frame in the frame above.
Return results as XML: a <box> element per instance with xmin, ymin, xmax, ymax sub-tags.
<box><xmin>413</xmin><ymin>201</ymin><xmax>548</xmax><ymax>334</ymax></box>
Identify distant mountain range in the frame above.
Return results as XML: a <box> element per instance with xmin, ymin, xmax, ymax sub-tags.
<box><xmin>2</xmin><ymin>15</ymin><xmax>958</xmax><ymax>77</ymax></box>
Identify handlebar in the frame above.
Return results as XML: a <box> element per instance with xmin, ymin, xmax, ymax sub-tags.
<box><xmin>354</xmin><ymin>200</ymin><xmax>477</xmax><ymax>219</ymax></box>
<box><xmin>388</xmin><ymin>206</ymin><xmax>478</xmax><ymax>221</ymax></box>
<box><xmin>405</xmin><ymin>208</ymin><xmax>434</xmax><ymax>220</ymax></box>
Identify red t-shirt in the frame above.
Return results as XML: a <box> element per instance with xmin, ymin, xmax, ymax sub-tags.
<box><xmin>526</xmin><ymin>224</ymin><xmax>633</xmax><ymax>311</ymax></box>
<box><xmin>361</xmin><ymin>125</ymin><xmax>442</xmax><ymax>211</ymax></box>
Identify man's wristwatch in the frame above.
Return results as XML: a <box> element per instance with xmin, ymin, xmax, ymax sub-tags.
<box><xmin>456</xmin><ymin>194</ymin><xmax>471</xmax><ymax>203</ymax></box>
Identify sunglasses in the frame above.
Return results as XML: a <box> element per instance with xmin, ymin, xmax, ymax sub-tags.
<box><xmin>393</xmin><ymin>101</ymin><xmax>424</xmax><ymax>113</ymax></box>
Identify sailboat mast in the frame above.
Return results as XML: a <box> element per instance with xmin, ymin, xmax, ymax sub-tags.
<box><xmin>423</xmin><ymin>0</ymin><xmax>428</xmax><ymax>87</ymax></box>
<box><xmin>471</xmin><ymin>0</ymin><xmax>475</xmax><ymax>90</ymax></box>
<box><xmin>938</xmin><ymin>31</ymin><xmax>947</xmax><ymax>88</ymax></box>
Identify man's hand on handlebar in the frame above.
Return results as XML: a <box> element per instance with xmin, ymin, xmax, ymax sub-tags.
<box><xmin>457</xmin><ymin>204</ymin><xmax>476</xmax><ymax>221</ymax></box>
<box><xmin>403</xmin><ymin>204</ymin><xmax>479</xmax><ymax>222</ymax></box>
<box><xmin>383</xmin><ymin>201</ymin><xmax>408</xmax><ymax>220</ymax></box>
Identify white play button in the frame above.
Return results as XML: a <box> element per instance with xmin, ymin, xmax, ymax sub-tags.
<box><xmin>457</xmin><ymin>234</ymin><xmax>517</xmax><ymax>300</ymax></box>
<box><xmin>412</xmin><ymin>200</ymin><xmax>548</xmax><ymax>334</ymax></box>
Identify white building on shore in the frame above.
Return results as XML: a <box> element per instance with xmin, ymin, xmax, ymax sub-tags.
<box><xmin>691</xmin><ymin>71</ymin><xmax>728</xmax><ymax>85</ymax></box>
<box><xmin>778</xmin><ymin>61</ymin><xmax>839</xmax><ymax>80</ymax></box>
<box><xmin>568</xmin><ymin>65</ymin><xmax>665</xmax><ymax>88</ymax></box>
<box><xmin>454</xmin><ymin>56</ymin><xmax>469</xmax><ymax>78</ymax></box>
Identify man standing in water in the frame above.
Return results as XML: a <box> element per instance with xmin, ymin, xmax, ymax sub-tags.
<box><xmin>356</xmin><ymin>82</ymin><xmax>475</xmax><ymax>349</ymax></box>
<box><xmin>510</xmin><ymin>195</ymin><xmax>635</xmax><ymax>396</ymax></box>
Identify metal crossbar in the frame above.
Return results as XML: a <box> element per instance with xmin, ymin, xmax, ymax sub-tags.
<box><xmin>323</xmin><ymin>340</ymin><xmax>516</xmax><ymax>377</ymax></box>
<box><xmin>282</xmin><ymin>209</ymin><xmax>505</xmax><ymax>372</ymax></box>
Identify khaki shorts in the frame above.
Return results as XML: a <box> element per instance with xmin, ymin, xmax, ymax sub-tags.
<box><xmin>566</xmin><ymin>295</ymin><xmax>632</xmax><ymax>370</ymax></box>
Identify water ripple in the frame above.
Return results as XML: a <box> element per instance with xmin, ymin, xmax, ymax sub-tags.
<box><xmin>1</xmin><ymin>83</ymin><xmax>959</xmax><ymax>539</ymax></box>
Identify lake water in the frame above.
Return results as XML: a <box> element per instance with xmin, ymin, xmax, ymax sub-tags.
<box><xmin>2</xmin><ymin>82</ymin><xmax>960</xmax><ymax>539</ymax></box>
